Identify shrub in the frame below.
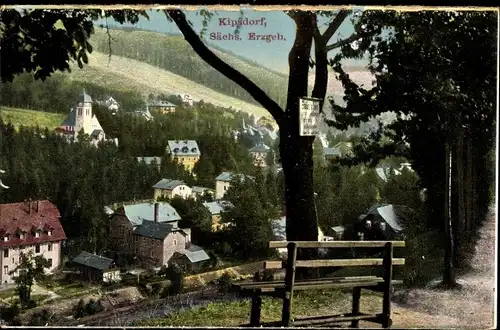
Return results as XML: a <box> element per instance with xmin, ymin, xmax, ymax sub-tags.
<box><xmin>217</xmin><ymin>272</ymin><xmax>232</xmax><ymax>296</ymax></box>
<box><xmin>0</xmin><ymin>303</ymin><xmax>21</xmax><ymax>325</ymax></box>
<box><xmin>164</xmin><ymin>264</ymin><xmax>184</xmax><ymax>295</ymax></box>
<box><xmin>72</xmin><ymin>299</ymin><xmax>86</xmax><ymax>319</ymax></box>
<box><xmin>28</xmin><ymin>309</ymin><xmax>51</xmax><ymax>326</ymax></box>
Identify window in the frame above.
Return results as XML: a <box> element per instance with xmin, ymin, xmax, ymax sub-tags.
<box><xmin>20</xmin><ymin>233</ymin><xmax>25</xmax><ymax>239</ymax></box>
<box><xmin>173</xmin><ymin>239</ymin><xmax>177</xmax><ymax>246</ymax></box>
<box><xmin>11</xmin><ymin>258</ymin><xmax>14</xmax><ymax>264</ymax></box>
<box><xmin>48</xmin><ymin>230</ymin><xmax>52</xmax><ymax>236</ymax></box>
<box><xmin>48</xmin><ymin>243</ymin><xmax>53</xmax><ymax>252</ymax></box>
<box><xmin>78</xmin><ymin>108</ymin><xmax>82</xmax><ymax>116</ymax></box>
<box><xmin>35</xmin><ymin>245</ymin><xmax>40</xmax><ymax>253</ymax></box>
<box><xmin>150</xmin><ymin>251</ymin><xmax>154</xmax><ymax>258</ymax></box>
<box><xmin>35</xmin><ymin>232</ymin><xmax>40</xmax><ymax>238</ymax></box>
<box><xmin>3</xmin><ymin>236</ymin><xmax>8</xmax><ymax>242</ymax></box>
<box><xmin>3</xmin><ymin>249</ymin><xmax>8</xmax><ymax>258</ymax></box>
<box><xmin>224</xmin><ymin>186</ymin><xmax>227</xmax><ymax>191</ymax></box>
<box><xmin>48</xmin><ymin>259</ymin><xmax>53</xmax><ymax>267</ymax></box>
<box><xmin>3</xmin><ymin>266</ymin><xmax>8</xmax><ymax>275</ymax></box>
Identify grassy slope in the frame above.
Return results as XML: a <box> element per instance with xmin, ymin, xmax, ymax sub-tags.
<box><xmin>64</xmin><ymin>51</ymin><xmax>271</xmax><ymax>118</ymax></box>
<box><xmin>0</xmin><ymin>106</ymin><xmax>66</xmax><ymax>130</ymax></box>
<box><xmin>90</xmin><ymin>28</ymin><xmax>289</xmax><ymax>107</ymax></box>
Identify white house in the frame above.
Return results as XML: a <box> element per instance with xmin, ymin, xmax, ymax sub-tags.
<box><xmin>178</xmin><ymin>93</ymin><xmax>194</xmax><ymax>106</ymax></box>
<box><xmin>153</xmin><ymin>179</ymin><xmax>192</xmax><ymax>200</ymax></box>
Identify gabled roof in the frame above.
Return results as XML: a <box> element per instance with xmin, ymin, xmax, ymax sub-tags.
<box><xmin>153</xmin><ymin>179</ymin><xmax>186</xmax><ymax>190</ymax></box>
<box><xmin>191</xmin><ymin>186</ymin><xmax>212</xmax><ymax>194</ymax></box>
<box><xmin>215</xmin><ymin>172</ymin><xmax>253</xmax><ymax>182</ymax></box>
<box><xmin>121</xmin><ymin>202</ymin><xmax>181</xmax><ymax>226</ymax></box>
<box><xmin>0</xmin><ymin>200</ymin><xmax>66</xmax><ymax>248</ymax></box>
<box><xmin>249</xmin><ymin>143</ymin><xmax>270</xmax><ymax>153</ymax></box>
<box><xmin>182</xmin><ymin>244</ymin><xmax>210</xmax><ymax>263</ymax></box>
<box><xmin>167</xmin><ymin>140</ymin><xmax>201</xmax><ymax>156</ymax></box>
<box><xmin>60</xmin><ymin>108</ymin><xmax>77</xmax><ymax>127</ymax></box>
<box><xmin>149</xmin><ymin>100</ymin><xmax>177</xmax><ymax>107</ymax></box>
<box><xmin>91</xmin><ymin>129</ymin><xmax>104</xmax><ymax>137</ymax></box>
<box><xmin>202</xmin><ymin>200</ymin><xmax>234</xmax><ymax>215</ymax></box>
<box><xmin>133</xmin><ymin>220</ymin><xmax>178</xmax><ymax>240</ymax></box>
<box><xmin>73</xmin><ymin>251</ymin><xmax>114</xmax><ymax>271</ymax></box>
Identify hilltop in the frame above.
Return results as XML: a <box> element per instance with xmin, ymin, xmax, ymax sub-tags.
<box><xmin>89</xmin><ymin>27</ymin><xmax>288</xmax><ymax>109</ymax></box>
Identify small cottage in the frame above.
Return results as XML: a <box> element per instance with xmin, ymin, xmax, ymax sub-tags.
<box><xmin>149</xmin><ymin>101</ymin><xmax>177</xmax><ymax>114</ymax></box>
<box><xmin>72</xmin><ymin>251</ymin><xmax>121</xmax><ymax>283</ymax></box>
<box><xmin>202</xmin><ymin>200</ymin><xmax>234</xmax><ymax>231</ymax></box>
<box><xmin>168</xmin><ymin>245</ymin><xmax>211</xmax><ymax>273</ymax></box>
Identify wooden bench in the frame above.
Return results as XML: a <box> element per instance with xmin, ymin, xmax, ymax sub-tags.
<box><xmin>231</xmin><ymin>240</ymin><xmax>405</xmax><ymax>328</ymax></box>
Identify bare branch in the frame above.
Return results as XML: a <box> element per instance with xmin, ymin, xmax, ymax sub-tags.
<box><xmin>165</xmin><ymin>9</ymin><xmax>284</xmax><ymax>122</ymax></box>
<box><xmin>105</xmin><ymin>17</ymin><xmax>116</xmax><ymax>66</ymax></box>
<box><xmin>322</xmin><ymin>10</ymin><xmax>351</xmax><ymax>43</ymax></box>
<box><xmin>326</xmin><ymin>32</ymin><xmax>369</xmax><ymax>52</ymax></box>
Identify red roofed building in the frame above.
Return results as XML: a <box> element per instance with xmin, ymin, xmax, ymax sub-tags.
<box><xmin>0</xmin><ymin>200</ymin><xmax>66</xmax><ymax>284</ymax></box>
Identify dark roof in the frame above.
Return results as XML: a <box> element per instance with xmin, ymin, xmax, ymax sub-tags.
<box><xmin>91</xmin><ymin>129</ymin><xmax>104</xmax><ymax>137</ymax></box>
<box><xmin>215</xmin><ymin>172</ymin><xmax>254</xmax><ymax>182</ymax></box>
<box><xmin>0</xmin><ymin>200</ymin><xmax>66</xmax><ymax>249</ymax></box>
<box><xmin>60</xmin><ymin>108</ymin><xmax>77</xmax><ymax>127</ymax></box>
<box><xmin>73</xmin><ymin>251</ymin><xmax>114</xmax><ymax>271</ymax></box>
<box><xmin>249</xmin><ymin>143</ymin><xmax>270</xmax><ymax>153</ymax></box>
<box><xmin>149</xmin><ymin>100</ymin><xmax>177</xmax><ymax>107</ymax></box>
<box><xmin>153</xmin><ymin>179</ymin><xmax>186</xmax><ymax>190</ymax></box>
<box><xmin>133</xmin><ymin>220</ymin><xmax>178</xmax><ymax>240</ymax></box>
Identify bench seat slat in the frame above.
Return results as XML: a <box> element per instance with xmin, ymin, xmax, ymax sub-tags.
<box><xmin>234</xmin><ymin>275</ymin><xmax>382</xmax><ymax>290</ymax></box>
<box><xmin>264</xmin><ymin>258</ymin><xmax>405</xmax><ymax>269</ymax></box>
<box><xmin>269</xmin><ymin>240</ymin><xmax>406</xmax><ymax>248</ymax></box>
<box><xmin>293</xmin><ymin>312</ymin><xmax>382</xmax><ymax>326</ymax></box>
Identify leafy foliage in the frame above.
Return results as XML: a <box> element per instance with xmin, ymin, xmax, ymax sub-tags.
<box><xmin>9</xmin><ymin>251</ymin><xmax>50</xmax><ymax>308</ymax></box>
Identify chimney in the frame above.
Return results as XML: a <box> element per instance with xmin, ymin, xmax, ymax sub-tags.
<box><xmin>36</xmin><ymin>200</ymin><xmax>39</xmax><ymax>212</ymax></box>
<box><xmin>28</xmin><ymin>198</ymin><xmax>32</xmax><ymax>214</ymax></box>
<box><xmin>154</xmin><ymin>202</ymin><xmax>159</xmax><ymax>223</ymax></box>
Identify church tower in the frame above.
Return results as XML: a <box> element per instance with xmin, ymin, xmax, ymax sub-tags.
<box><xmin>74</xmin><ymin>90</ymin><xmax>93</xmax><ymax>135</ymax></box>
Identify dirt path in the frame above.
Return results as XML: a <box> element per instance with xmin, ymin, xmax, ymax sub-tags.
<box><xmin>389</xmin><ymin>207</ymin><xmax>496</xmax><ymax>329</ymax></box>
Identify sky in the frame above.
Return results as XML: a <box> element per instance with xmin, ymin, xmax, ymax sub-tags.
<box><xmin>100</xmin><ymin>8</ymin><xmax>368</xmax><ymax>74</ymax></box>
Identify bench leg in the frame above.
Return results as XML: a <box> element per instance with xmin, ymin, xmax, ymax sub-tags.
<box><xmin>250</xmin><ymin>296</ymin><xmax>262</xmax><ymax>326</ymax></box>
<box><xmin>351</xmin><ymin>287</ymin><xmax>361</xmax><ymax>328</ymax></box>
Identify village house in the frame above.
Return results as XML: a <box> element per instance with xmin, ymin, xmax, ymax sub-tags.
<box><xmin>214</xmin><ymin>172</ymin><xmax>254</xmax><ymax>200</ymax></box>
<box><xmin>168</xmin><ymin>245</ymin><xmax>211</xmax><ymax>273</ymax></box>
<box><xmin>166</xmin><ymin>140</ymin><xmax>201</xmax><ymax>173</ymax></box>
<box><xmin>108</xmin><ymin>201</ymin><xmax>208</xmax><ymax>269</ymax></box>
<box><xmin>72</xmin><ymin>251</ymin><xmax>121</xmax><ymax>283</ymax></box>
<box><xmin>148</xmin><ymin>100</ymin><xmax>177</xmax><ymax>114</ymax></box>
<box><xmin>190</xmin><ymin>186</ymin><xmax>214</xmax><ymax>200</ymax></box>
<box><xmin>153</xmin><ymin>179</ymin><xmax>192</xmax><ymax>200</ymax></box>
<box><xmin>352</xmin><ymin>204</ymin><xmax>406</xmax><ymax>241</ymax></box>
<box><xmin>202</xmin><ymin>200</ymin><xmax>234</xmax><ymax>232</ymax></box>
<box><xmin>0</xmin><ymin>200</ymin><xmax>66</xmax><ymax>285</ymax></box>
<box><xmin>178</xmin><ymin>93</ymin><xmax>194</xmax><ymax>106</ymax></box>
<box><xmin>96</xmin><ymin>95</ymin><xmax>120</xmax><ymax>112</ymax></box>
<box><xmin>137</xmin><ymin>157</ymin><xmax>162</xmax><ymax>171</ymax></box>
<box><xmin>249</xmin><ymin>143</ymin><xmax>271</xmax><ymax>168</ymax></box>
<box><xmin>108</xmin><ymin>202</ymin><xmax>210</xmax><ymax>268</ymax></box>
<box><xmin>55</xmin><ymin>90</ymin><xmax>118</xmax><ymax>147</ymax></box>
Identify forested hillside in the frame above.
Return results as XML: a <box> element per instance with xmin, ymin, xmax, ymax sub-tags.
<box><xmin>90</xmin><ymin>26</ymin><xmax>289</xmax><ymax>107</ymax></box>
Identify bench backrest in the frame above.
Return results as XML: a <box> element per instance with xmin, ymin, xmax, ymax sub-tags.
<box><xmin>264</xmin><ymin>240</ymin><xmax>405</xmax><ymax>270</ymax></box>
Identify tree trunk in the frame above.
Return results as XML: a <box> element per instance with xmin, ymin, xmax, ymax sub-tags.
<box><xmin>442</xmin><ymin>142</ymin><xmax>457</xmax><ymax>287</ymax></box>
<box><xmin>279</xmin><ymin>12</ymin><xmax>318</xmax><ymax>277</ymax></box>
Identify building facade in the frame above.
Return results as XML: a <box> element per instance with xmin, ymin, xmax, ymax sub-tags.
<box><xmin>153</xmin><ymin>179</ymin><xmax>192</xmax><ymax>200</ymax></box>
<box><xmin>0</xmin><ymin>200</ymin><xmax>66</xmax><ymax>284</ymax></box>
<box><xmin>249</xmin><ymin>143</ymin><xmax>271</xmax><ymax>168</ymax></box>
<box><xmin>55</xmin><ymin>90</ymin><xmax>117</xmax><ymax>146</ymax></box>
<box><xmin>149</xmin><ymin>101</ymin><xmax>177</xmax><ymax>114</ymax></box>
<box><xmin>166</xmin><ymin>140</ymin><xmax>201</xmax><ymax>173</ymax></box>
<box><xmin>202</xmin><ymin>201</ymin><xmax>234</xmax><ymax>232</ymax></box>
<box><xmin>108</xmin><ymin>201</ymin><xmax>209</xmax><ymax>268</ymax></box>
<box><xmin>214</xmin><ymin>172</ymin><xmax>253</xmax><ymax>200</ymax></box>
